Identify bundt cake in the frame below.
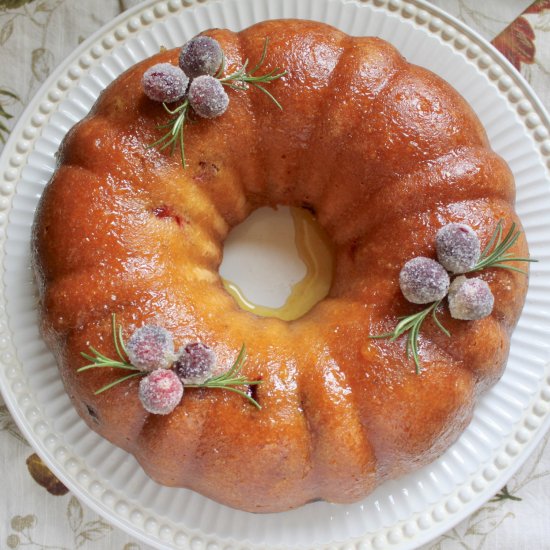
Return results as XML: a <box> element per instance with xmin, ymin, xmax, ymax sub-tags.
<box><xmin>31</xmin><ymin>19</ymin><xmax>530</xmax><ymax>513</ymax></box>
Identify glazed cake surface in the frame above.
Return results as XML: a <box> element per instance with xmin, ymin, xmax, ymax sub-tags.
<box><xmin>31</xmin><ymin>19</ymin><xmax>528</xmax><ymax>513</ymax></box>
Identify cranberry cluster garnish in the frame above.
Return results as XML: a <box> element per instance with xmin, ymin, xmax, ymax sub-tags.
<box><xmin>141</xmin><ymin>34</ymin><xmax>286</xmax><ymax>167</ymax></box>
<box><xmin>399</xmin><ymin>223</ymin><xmax>492</xmax><ymax>320</ymax></box>
<box><xmin>78</xmin><ymin>316</ymin><xmax>260</xmax><ymax>415</ymax></box>
<box><xmin>142</xmin><ymin>36</ymin><xmax>228</xmax><ymax>114</ymax></box>
<box><xmin>372</xmin><ymin>221</ymin><xmax>533</xmax><ymax>372</ymax></box>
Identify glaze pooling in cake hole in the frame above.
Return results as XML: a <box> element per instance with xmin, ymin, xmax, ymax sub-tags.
<box><xmin>32</xmin><ymin>20</ymin><xmax>533</xmax><ymax>513</ymax></box>
<box><xmin>221</xmin><ymin>206</ymin><xmax>334</xmax><ymax>321</ymax></box>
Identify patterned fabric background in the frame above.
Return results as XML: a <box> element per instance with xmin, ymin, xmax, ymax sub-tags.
<box><xmin>0</xmin><ymin>1</ymin><xmax>549</xmax><ymax>549</ymax></box>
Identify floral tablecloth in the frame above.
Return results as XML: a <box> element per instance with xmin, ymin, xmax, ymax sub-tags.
<box><xmin>1</xmin><ymin>1</ymin><xmax>549</xmax><ymax>549</ymax></box>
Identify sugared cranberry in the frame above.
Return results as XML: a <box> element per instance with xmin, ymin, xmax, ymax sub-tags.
<box><xmin>436</xmin><ymin>223</ymin><xmax>481</xmax><ymax>274</ymax></box>
<box><xmin>399</xmin><ymin>257</ymin><xmax>450</xmax><ymax>304</ymax></box>
<box><xmin>179</xmin><ymin>35</ymin><xmax>223</xmax><ymax>78</ymax></box>
<box><xmin>139</xmin><ymin>369</ymin><xmax>183</xmax><ymax>415</ymax></box>
<box><xmin>174</xmin><ymin>342</ymin><xmax>215</xmax><ymax>384</ymax></box>
<box><xmin>126</xmin><ymin>325</ymin><xmax>174</xmax><ymax>371</ymax></box>
<box><xmin>448</xmin><ymin>276</ymin><xmax>494</xmax><ymax>320</ymax></box>
<box><xmin>188</xmin><ymin>75</ymin><xmax>229</xmax><ymax>119</ymax></box>
<box><xmin>142</xmin><ymin>63</ymin><xmax>189</xmax><ymax>103</ymax></box>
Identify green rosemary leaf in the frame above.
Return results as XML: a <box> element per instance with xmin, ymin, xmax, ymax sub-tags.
<box><xmin>79</xmin><ymin>315</ymin><xmax>135</xmax><ymax>374</ymax></box>
<box><xmin>77</xmin><ymin>363</ymin><xmax>139</xmax><ymax>373</ymax></box>
<box><xmin>250</xmin><ymin>82</ymin><xmax>283</xmax><ymax>110</ymax></box>
<box><xmin>242</xmin><ymin>379</ymin><xmax>262</xmax><ymax>385</ymax></box>
<box><xmin>369</xmin><ymin>331</ymin><xmax>396</xmax><ymax>340</ymax></box>
<box><xmin>148</xmin><ymin>132</ymin><xmax>174</xmax><ymax>149</ymax></box>
<box><xmin>432</xmin><ymin>306</ymin><xmax>450</xmax><ymax>338</ymax></box>
<box><xmin>118</xmin><ymin>324</ymin><xmax>129</xmax><ymax>358</ymax></box>
<box><xmin>219</xmin><ymin>39</ymin><xmax>285</xmax><ymax>110</ymax></box>
<box><xmin>214</xmin><ymin>53</ymin><xmax>226</xmax><ymax>78</ymax></box>
<box><xmin>80</xmin><ymin>352</ymin><xmax>99</xmax><ymax>363</ymax></box>
<box><xmin>226</xmin><ymin>344</ymin><xmax>247</xmax><ymax>379</ymax></box>
<box><xmin>390</xmin><ymin>310</ymin><xmax>424</xmax><ymax>340</ymax></box>
<box><xmin>208</xmin><ymin>345</ymin><xmax>246</xmax><ymax>384</ymax></box>
<box><xmin>186</xmin><ymin>344</ymin><xmax>261</xmax><ymax>407</ymax></box>
<box><xmin>479</xmin><ymin>220</ymin><xmax>503</xmax><ymax>259</ymax></box>
<box><xmin>370</xmin><ymin>300</ymin><xmax>446</xmax><ymax>373</ymax></box>
<box><xmin>224</xmin><ymin>82</ymin><xmax>246</xmax><ymax>91</ymax></box>
<box><xmin>471</xmin><ymin>221</ymin><xmax>535</xmax><ymax>273</ymax></box>
<box><xmin>94</xmin><ymin>372</ymin><xmax>143</xmax><ymax>395</ymax></box>
<box><xmin>148</xmin><ymin>100</ymin><xmax>189</xmax><ymax>167</ymax></box>
<box><xmin>408</xmin><ymin>323</ymin><xmax>421</xmax><ymax>374</ymax></box>
<box><xmin>156</xmin><ymin>119</ymin><xmax>179</xmax><ymax>130</ymax></box>
<box><xmin>158</xmin><ymin>136</ymin><xmax>177</xmax><ymax>152</ymax></box>
<box><xmin>87</xmin><ymin>346</ymin><xmax>112</xmax><ymax>363</ymax></box>
<box><xmin>189</xmin><ymin>383</ymin><xmax>261</xmax><ymax>409</ymax></box>
<box><xmin>487</xmin><ymin>264</ymin><xmax>529</xmax><ymax>275</ymax></box>
<box><xmin>163</xmin><ymin>100</ymin><xmax>188</xmax><ymax>116</ymax></box>
<box><xmin>112</xmin><ymin>314</ymin><xmax>127</xmax><ymax>363</ymax></box>
<box><xmin>493</xmin><ymin>256</ymin><xmax>537</xmax><ymax>263</ymax></box>
<box><xmin>212</xmin><ymin>385</ymin><xmax>261</xmax><ymax>409</ymax></box>
<box><xmin>250</xmin><ymin>38</ymin><xmax>269</xmax><ymax>75</ymax></box>
<box><xmin>179</xmin><ymin>114</ymin><xmax>186</xmax><ymax>168</ymax></box>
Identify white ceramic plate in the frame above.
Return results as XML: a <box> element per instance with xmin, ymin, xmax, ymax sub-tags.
<box><xmin>1</xmin><ymin>0</ymin><xmax>550</xmax><ymax>549</ymax></box>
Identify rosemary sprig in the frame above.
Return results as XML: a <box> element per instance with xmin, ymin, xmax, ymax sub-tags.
<box><xmin>187</xmin><ymin>344</ymin><xmax>262</xmax><ymax>409</ymax></box>
<box><xmin>469</xmin><ymin>220</ymin><xmax>536</xmax><ymax>274</ymax></box>
<box><xmin>219</xmin><ymin>38</ymin><xmax>287</xmax><ymax>110</ymax></box>
<box><xmin>78</xmin><ymin>315</ymin><xmax>261</xmax><ymax>408</ymax></box>
<box><xmin>148</xmin><ymin>100</ymin><xmax>190</xmax><ymax>168</ymax></box>
<box><xmin>78</xmin><ymin>314</ymin><xmax>138</xmax><ymax>374</ymax></box>
<box><xmin>150</xmin><ymin>37</ymin><xmax>285</xmax><ymax>168</ymax></box>
<box><xmin>370</xmin><ymin>300</ymin><xmax>449</xmax><ymax>374</ymax></box>
<box><xmin>78</xmin><ymin>314</ymin><xmax>141</xmax><ymax>394</ymax></box>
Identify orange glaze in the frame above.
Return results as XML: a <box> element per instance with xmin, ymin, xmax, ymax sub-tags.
<box><xmin>31</xmin><ymin>19</ymin><xmax>529</xmax><ymax>512</ymax></box>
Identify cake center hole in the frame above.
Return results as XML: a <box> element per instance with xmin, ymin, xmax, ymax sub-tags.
<box><xmin>219</xmin><ymin>206</ymin><xmax>334</xmax><ymax>321</ymax></box>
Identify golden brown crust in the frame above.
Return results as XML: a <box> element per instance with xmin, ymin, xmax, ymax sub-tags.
<box><xmin>31</xmin><ymin>19</ymin><xmax>529</xmax><ymax>512</ymax></box>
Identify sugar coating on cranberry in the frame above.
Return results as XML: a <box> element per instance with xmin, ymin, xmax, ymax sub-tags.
<box><xmin>139</xmin><ymin>369</ymin><xmax>183</xmax><ymax>415</ymax></box>
<box><xmin>399</xmin><ymin>257</ymin><xmax>450</xmax><ymax>304</ymax></box>
<box><xmin>436</xmin><ymin>223</ymin><xmax>481</xmax><ymax>274</ymax></box>
<box><xmin>448</xmin><ymin>276</ymin><xmax>494</xmax><ymax>320</ymax></box>
<box><xmin>126</xmin><ymin>325</ymin><xmax>174</xmax><ymax>371</ymax></box>
<box><xmin>142</xmin><ymin>63</ymin><xmax>189</xmax><ymax>103</ymax></box>
<box><xmin>179</xmin><ymin>35</ymin><xmax>223</xmax><ymax>78</ymax></box>
<box><xmin>188</xmin><ymin>75</ymin><xmax>229</xmax><ymax>119</ymax></box>
<box><xmin>174</xmin><ymin>342</ymin><xmax>216</xmax><ymax>384</ymax></box>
